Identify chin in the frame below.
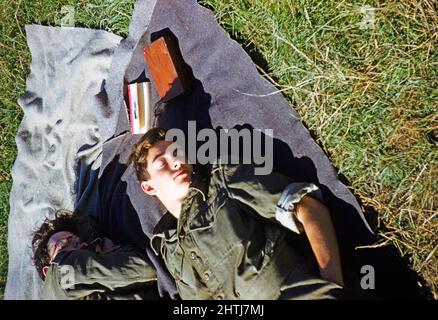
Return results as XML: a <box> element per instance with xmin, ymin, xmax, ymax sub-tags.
<box><xmin>176</xmin><ymin>185</ymin><xmax>190</xmax><ymax>198</ymax></box>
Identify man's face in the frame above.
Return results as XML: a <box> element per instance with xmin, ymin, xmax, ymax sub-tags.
<box><xmin>47</xmin><ymin>231</ymin><xmax>84</xmax><ymax>262</ymax></box>
<box><xmin>140</xmin><ymin>140</ymin><xmax>193</xmax><ymax>202</ymax></box>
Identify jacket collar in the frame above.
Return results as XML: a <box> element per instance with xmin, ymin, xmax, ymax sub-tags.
<box><xmin>178</xmin><ymin>167</ymin><xmax>211</xmax><ymax>235</ymax></box>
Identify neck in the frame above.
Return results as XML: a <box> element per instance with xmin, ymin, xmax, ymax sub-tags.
<box><xmin>157</xmin><ymin>172</ymin><xmax>195</xmax><ymax>219</ymax></box>
<box><xmin>158</xmin><ymin>196</ymin><xmax>182</xmax><ymax>219</ymax></box>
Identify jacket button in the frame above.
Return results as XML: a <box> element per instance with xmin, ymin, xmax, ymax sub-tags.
<box><xmin>190</xmin><ymin>252</ymin><xmax>197</xmax><ymax>260</ymax></box>
<box><xmin>204</xmin><ymin>272</ymin><xmax>210</xmax><ymax>281</ymax></box>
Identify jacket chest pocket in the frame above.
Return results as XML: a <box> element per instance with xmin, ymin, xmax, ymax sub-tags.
<box><xmin>161</xmin><ymin>237</ymin><xmax>185</xmax><ymax>280</ymax></box>
<box><xmin>188</xmin><ymin>188</ymin><xmax>228</xmax><ymax>231</ymax></box>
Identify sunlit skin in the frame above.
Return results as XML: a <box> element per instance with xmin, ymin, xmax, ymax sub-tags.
<box><xmin>140</xmin><ymin>140</ymin><xmax>193</xmax><ymax>218</ymax></box>
<box><xmin>296</xmin><ymin>196</ymin><xmax>345</xmax><ymax>287</ymax></box>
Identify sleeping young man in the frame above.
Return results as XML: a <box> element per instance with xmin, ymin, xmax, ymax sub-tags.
<box><xmin>129</xmin><ymin>128</ymin><xmax>368</xmax><ymax>300</ymax></box>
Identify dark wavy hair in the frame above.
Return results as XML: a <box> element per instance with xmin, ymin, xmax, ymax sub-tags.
<box><xmin>31</xmin><ymin>209</ymin><xmax>101</xmax><ymax>280</ymax></box>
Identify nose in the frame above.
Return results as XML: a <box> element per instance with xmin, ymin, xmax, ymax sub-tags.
<box><xmin>172</xmin><ymin>158</ymin><xmax>181</xmax><ymax>170</ymax></box>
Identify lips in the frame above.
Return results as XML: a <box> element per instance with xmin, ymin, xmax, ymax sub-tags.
<box><xmin>173</xmin><ymin>170</ymin><xmax>188</xmax><ymax>180</ymax></box>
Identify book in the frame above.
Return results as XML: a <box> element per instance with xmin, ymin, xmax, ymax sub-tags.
<box><xmin>143</xmin><ymin>35</ymin><xmax>191</xmax><ymax>102</ymax></box>
<box><xmin>127</xmin><ymin>81</ymin><xmax>153</xmax><ymax>134</ymax></box>
<box><xmin>127</xmin><ymin>82</ymin><xmax>139</xmax><ymax>134</ymax></box>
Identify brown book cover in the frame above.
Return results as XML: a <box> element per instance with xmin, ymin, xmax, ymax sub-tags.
<box><xmin>143</xmin><ymin>36</ymin><xmax>190</xmax><ymax>102</ymax></box>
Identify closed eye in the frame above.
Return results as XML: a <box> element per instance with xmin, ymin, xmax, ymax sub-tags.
<box><xmin>152</xmin><ymin>157</ymin><xmax>166</xmax><ymax>169</ymax></box>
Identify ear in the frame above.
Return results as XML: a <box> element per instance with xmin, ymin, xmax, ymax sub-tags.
<box><xmin>141</xmin><ymin>181</ymin><xmax>156</xmax><ymax>196</ymax></box>
<box><xmin>42</xmin><ymin>266</ymin><xmax>50</xmax><ymax>278</ymax></box>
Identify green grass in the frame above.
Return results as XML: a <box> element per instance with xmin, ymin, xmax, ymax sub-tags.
<box><xmin>0</xmin><ymin>0</ymin><xmax>436</xmax><ymax>298</ymax></box>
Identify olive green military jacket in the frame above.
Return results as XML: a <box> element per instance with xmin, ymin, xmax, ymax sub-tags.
<box><xmin>151</xmin><ymin>163</ymin><xmax>343</xmax><ymax>300</ymax></box>
<box><xmin>41</xmin><ymin>245</ymin><xmax>159</xmax><ymax>300</ymax></box>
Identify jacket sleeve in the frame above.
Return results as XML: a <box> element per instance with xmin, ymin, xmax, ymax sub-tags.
<box><xmin>53</xmin><ymin>246</ymin><xmax>157</xmax><ymax>299</ymax></box>
<box><xmin>221</xmin><ymin>163</ymin><xmax>323</xmax><ymax>234</ymax></box>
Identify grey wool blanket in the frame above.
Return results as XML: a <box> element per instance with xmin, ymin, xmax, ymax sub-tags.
<box><xmin>5</xmin><ymin>26</ymin><xmax>122</xmax><ymax>299</ymax></box>
<box><xmin>6</xmin><ymin>0</ymin><xmax>422</xmax><ymax>299</ymax></box>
